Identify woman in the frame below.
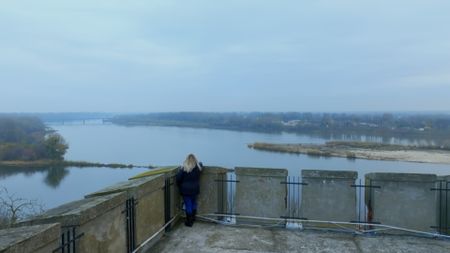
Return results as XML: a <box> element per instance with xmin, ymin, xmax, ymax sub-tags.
<box><xmin>176</xmin><ymin>154</ymin><xmax>203</xmax><ymax>227</ymax></box>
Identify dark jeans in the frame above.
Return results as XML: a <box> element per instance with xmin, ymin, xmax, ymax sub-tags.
<box><xmin>183</xmin><ymin>195</ymin><xmax>198</xmax><ymax>215</ymax></box>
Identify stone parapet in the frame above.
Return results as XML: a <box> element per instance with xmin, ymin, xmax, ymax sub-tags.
<box><xmin>197</xmin><ymin>166</ymin><xmax>230</xmax><ymax>216</ymax></box>
<box><xmin>365</xmin><ymin>172</ymin><xmax>438</xmax><ymax>233</ymax></box>
<box><xmin>19</xmin><ymin>193</ymin><xmax>127</xmax><ymax>252</ymax></box>
<box><xmin>0</xmin><ymin>224</ymin><xmax>60</xmax><ymax>253</ymax></box>
<box><xmin>85</xmin><ymin>175</ymin><xmax>165</xmax><ymax>247</ymax></box>
<box><xmin>301</xmin><ymin>170</ymin><xmax>357</xmax><ymax>223</ymax></box>
<box><xmin>235</xmin><ymin>167</ymin><xmax>288</xmax><ymax>224</ymax></box>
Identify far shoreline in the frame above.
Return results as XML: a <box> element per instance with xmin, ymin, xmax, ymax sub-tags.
<box><xmin>0</xmin><ymin>160</ymin><xmax>154</xmax><ymax>169</ymax></box>
<box><xmin>248</xmin><ymin>141</ymin><xmax>450</xmax><ymax>165</ymax></box>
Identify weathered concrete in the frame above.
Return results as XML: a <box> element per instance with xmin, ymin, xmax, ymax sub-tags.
<box><xmin>301</xmin><ymin>170</ymin><xmax>358</xmax><ymax>223</ymax></box>
<box><xmin>164</xmin><ymin>167</ymin><xmax>182</xmax><ymax>225</ymax></box>
<box><xmin>147</xmin><ymin>221</ymin><xmax>450</xmax><ymax>253</ymax></box>
<box><xmin>131</xmin><ymin>167</ymin><xmax>190</xmax><ymax>253</ymax></box>
<box><xmin>0</xmin><ymin>223</ymin><xmax>60</xmax><ymax>253</ymax></box>
<box><xmin>235</xmin><ymin>167</ymin><xmax>288</xmax><ymax>224</ymax></box>
<box><xmin>86</xmin><ymin>175</ymin><xmax>165</xmax><ymax>246</ymax></box>
<box><xmin>129</xmin><ymin>165</ymin><xmax>230</xmax><ymax>251</ymax></box>
<box><xmin>197</xmin><ymin>166</ymin><xmax>229</xmax><ymax>216</ymax></box>
<box><xmin>365</xmin><ymin>173</ymin><xmax>438</xmax><ymax>233</ymax></box>
<box><xmin>8</xmin><ymin>167</ymin><xmax>449</xmax><ymax>253</ymax></box>
<box><xmin>19</xmin><ymin>193</ymin><xmax>127</xmax><ymax>253</ymax></box>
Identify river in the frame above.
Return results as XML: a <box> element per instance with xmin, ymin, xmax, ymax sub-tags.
<box><xmin>1</xmin><ymin>122</ymin><xmax>449</xmax><ymax>210</ymax></box>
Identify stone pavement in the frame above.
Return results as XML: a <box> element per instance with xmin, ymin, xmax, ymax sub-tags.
<box><xmin>147</xmin><ymin>221</ymin><xmax>450</xmax><ymax>253</ymax></box>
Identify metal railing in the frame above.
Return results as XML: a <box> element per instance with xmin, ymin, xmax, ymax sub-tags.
<box><xmin>52</xmin><ymin>226</ymin><xmax>84</xmax><ymax>253</ymax></box>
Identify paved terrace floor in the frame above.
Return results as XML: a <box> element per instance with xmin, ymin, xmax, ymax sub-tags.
<box><xmin>147</xmin><ymin>221</ymin><xmax>450</xmax><ymax>253</ymax></box>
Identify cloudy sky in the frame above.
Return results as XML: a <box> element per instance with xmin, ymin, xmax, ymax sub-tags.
<box><xmin>1</xmin><ymin>0</ymin><xmax>450</xmax><ymax>112</ymax></box>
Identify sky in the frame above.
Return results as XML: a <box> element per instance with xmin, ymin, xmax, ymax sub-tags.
<box><xmin>1</xmin><ymin>0</ymin><xmax>450</xmax><ymax>113</ymax></box>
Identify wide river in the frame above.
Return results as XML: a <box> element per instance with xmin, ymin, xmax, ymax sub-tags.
<box><xmin>1</xmin><ymin>122</ymin><xmax>450</xmax><ymax>210</ymax></box>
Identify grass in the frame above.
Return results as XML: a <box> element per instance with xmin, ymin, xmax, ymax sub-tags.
<box><xmin>346</xmin><ymin>152</ymin><xmax>356</xmax><ymax>160</ymax></box>
<box><xmin>306</xmin><ymin>150</ymin><xmax>332</xmax><ymax>157</ymax></box>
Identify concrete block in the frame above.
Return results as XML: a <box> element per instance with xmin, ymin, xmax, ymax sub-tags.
<box><xmin>166</xmin><ymin>166</ymin><xmax>230</xmax><ymax>220</ymax></box>
<box><xmin>20</xmin><ymin>193</ymin><xmax>127</xmax><ymax>253</ymax></box>
<box><xmin>235</xmin><ymin>167</ymin><xmax>288</xmax><ymax>224</ymax></box>
<box><xmin>163</xmin><ymin>167</ymin><xmax>182</xmax><ymax>222</ymax></box>
<box><xmin>301</xmin><ymin>170</ymin><xmax>357</xmax><ymax>223</ymax></box>
<box><xmin>0</xmin><ymin>224</ymin><xmax>60</xmax><ymax>253</ymax></box>
<box><xmin>85</xmin><ymin>175</ymin><xmax>165</xmax><ymax>247</ymax></box>
<box><xmin>365</xmin><ymin>173</ymin><xmax>438</xmax><ymax>233</ymax></box>
<box><xmin>197</xmin><ymin>166</ymin><xmax>230</xmax><ymax>215</ymax></box>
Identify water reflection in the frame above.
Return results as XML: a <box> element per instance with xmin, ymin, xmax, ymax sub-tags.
<box><xmin>307</xmin><ymin>132</ymin><xmax>440</xmax><ymax>146</ymax></box>
<box><xmin>0</xmin><ymin>166</ymin><xmax>46</xmax><ymax>179</ymax></box>
<box><xmin>0</xmin><ymin>166</ymin><xmax>70</xmax><ymax>188</ymax></box>
<box><xmin>44</xmin><ymin>167</ymin><xmax>69</xmax><ymax>188</ymax></box>
<box><xmin>0</xmin><ymin>166</ymin><xmax>149</xmax><ymax>209</ymax></box>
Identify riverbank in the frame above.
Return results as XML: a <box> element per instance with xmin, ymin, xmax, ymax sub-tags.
<box><xmin>0</xmin><ymin>160</ymin><xmax>153</xmax><ymax>169</ymax></box>
<box><xmin>248</xmin><ymin>141</ymin><xmax>450</xmax><ymax>164</ymax></box>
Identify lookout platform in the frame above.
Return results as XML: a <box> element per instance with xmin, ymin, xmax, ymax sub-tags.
<box><xmin>147</xmin><ymin>221</ymin><xmax>450</xmax><ymax>253</ymax></box>
<box><xmin>2</xmin><ymin>167</ymin><xmax>450</xmax><ymax>252</ymax></box>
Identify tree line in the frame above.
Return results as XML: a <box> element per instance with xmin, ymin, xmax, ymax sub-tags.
<box><xmin>111</xmin><ymin>112</ymin><xmax>450</xmax><ymax>147</ymax></box>
<box><xmin>0</xmin><ymin>116</ymin><xmax>68</xmax><ymax>161</ymax></box>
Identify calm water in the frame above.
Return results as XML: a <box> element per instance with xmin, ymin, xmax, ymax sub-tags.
<box><xmin>1</xmin><ymin>123</ymin><xmax>450</xmax><ymax>210</ymax></box>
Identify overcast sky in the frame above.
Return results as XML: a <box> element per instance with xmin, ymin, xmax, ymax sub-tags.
<box><xmin>1</xmin><ymin>0</ymin><xmax>450</xmax><ymax>113</ymax></box>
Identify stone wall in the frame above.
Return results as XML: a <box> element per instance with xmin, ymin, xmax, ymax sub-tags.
<box><xmin>197</xmin><ymin>166</ymin><xmax>229</xmax><ymax>215</ymax></box>
<box><xmin>3</xmin><ymin>167</ymin><xmax>447</xmax><ymax>252</ymax></box>
<box><xmin>234</xmin><ymin>167</ymin><xmax>287</xmax><ymax>224</ymax></box>
<box><xmin>365</xmin><ymin>173</ymin><xmax>438</xmax><ymax>232</ymax></box>
<box><xmin>19</xmin><ymin>192</ymin><xmax>127</xmax><ymax>253</ymax></box>
<box><xmin>86</xmin><ymin>174</ymin><xmax>165</xmax><ymax>247</ymax></box>
<box><xmin>0</xmin><ymin>224</ymin><xmax>60</xmax><ymax>253</ymax></box>
<box><xmin>301</xmin><ymin>170</ymin><xmax>357</xmax><ymax>223</ymax></box>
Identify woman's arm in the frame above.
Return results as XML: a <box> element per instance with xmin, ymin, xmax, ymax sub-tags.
<box><xmin>176</xmin><ymin>167</ymin><xmax>184</xmax><ymax>186</ymax></box>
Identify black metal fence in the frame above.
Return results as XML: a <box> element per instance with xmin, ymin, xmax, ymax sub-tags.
<box><xmin>281</xmin><ymin>176</ymin><xmax>306</xmax><ymax>221</ymax></box>
<box><xmin>433</xmin><ymin>180</ymin><xmax>449</xmax><ymax>235</ymax></box>
<box><xmin>351</xmin><ymin>179</ymin><xmax>380</xmax><ymax>226</ymax></box>
<box><xmin>52</xmin><ymin>226</ymin><xmax>84</xmax><ymax>253</ymax></box>
<box><xmin>164</xmin><ymin>174</ymin><xmax>176</xmax><ymax>232</ymax></box>
<box><xmin>214</xmin><ymin>172</ymin><xmax>239</xmax><ymax>220</ymax></box>
<box><xmin>206</xmin><ymin>171</ymin><xmax>450</xmax><ymax>237</ymax></box>
<box><xmin>124</xmin><ymin>197</ymin><xmax>137</xmax><ymax>253</ymax></box>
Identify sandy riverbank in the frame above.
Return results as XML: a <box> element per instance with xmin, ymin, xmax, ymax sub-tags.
<box><xmin>248</xmin><ymin>142</ymin><xmax>450</xmax><ymax>164</ymax></box>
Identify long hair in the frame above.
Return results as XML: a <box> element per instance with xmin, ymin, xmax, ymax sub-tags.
<box><xmin>183</xmin><ymin>154</ymin><xmax>200</xmax><ymax>173</ymax></box>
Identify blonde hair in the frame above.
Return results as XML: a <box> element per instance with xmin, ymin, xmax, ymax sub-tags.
<box><xmin>183</xmin><ymin>154</ymin><xmax>200</xmax><ymax>173</ymax></box>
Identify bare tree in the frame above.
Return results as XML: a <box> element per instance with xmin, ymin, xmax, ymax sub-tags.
<box><xmin>0</xmin><ymin>187</ymin><xmax>45</xmax><ymax>228</ymax></box>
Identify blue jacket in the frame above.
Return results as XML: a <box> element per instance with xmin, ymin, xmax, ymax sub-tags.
<box><xmin>176</xmin><ymin>165</ymin><xmax>202</xmax><ymax>196</ymax></box>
